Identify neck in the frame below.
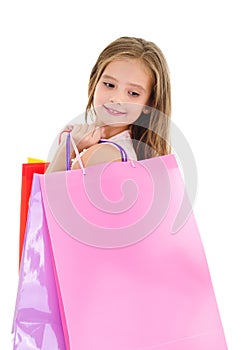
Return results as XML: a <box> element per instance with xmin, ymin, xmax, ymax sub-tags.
<box><xmin>100</xmin><ymin>125</ymin><xmax>129</xmax><ymax>139</ymax></box>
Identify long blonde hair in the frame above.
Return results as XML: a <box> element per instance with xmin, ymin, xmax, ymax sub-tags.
<box><xmin>86</xmin><ymin>36</ymin><xmax>171</xmax><ymax>160</ymax></box>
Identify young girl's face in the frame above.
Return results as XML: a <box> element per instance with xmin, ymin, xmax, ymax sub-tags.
<box><xmin>93</xmin><ymin>58</ymin><xmax>152</xmax><ymax>129</ymax></box>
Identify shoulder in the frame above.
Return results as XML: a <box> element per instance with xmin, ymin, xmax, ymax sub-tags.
<box><xmin>72</xmin><ymin>143</ymin><xmax>122</xmax><ymax>169</ymax></box>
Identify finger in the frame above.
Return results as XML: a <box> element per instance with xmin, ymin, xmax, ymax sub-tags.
<box><xmin>74</xmin><ymin>127</ymin><xmax>97</xmax><ymax>150</ymax></box>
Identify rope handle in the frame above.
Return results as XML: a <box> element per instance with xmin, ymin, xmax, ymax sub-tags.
<box><xmin>98</xmin><ymin>139</ymin><xmax>128</xmax><ymax>162</ymax></box>
<box><xmin>66</xmin><ymin>132</ymin><xmax>85</xmax><ymax>173</ymax></box>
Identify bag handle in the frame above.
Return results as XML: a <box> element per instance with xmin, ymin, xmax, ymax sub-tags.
<box><xmin>66</xmin><ymin>132</ymin><xmax>85</xmax><ymax>173</ymax></box>
<box><xmin>66</xmin><ymin>133</ymin><xmax>134</xmax><ymax>174</ymax></box>
<box><xmin>66</xmin><ymin>132</ymin><xmax>71</xmax><ymax>170</ymax></box>
<box><xmin>98</xmin><ymin>139</ymin><xmax>128</xmax><ymax>162</ymax></box>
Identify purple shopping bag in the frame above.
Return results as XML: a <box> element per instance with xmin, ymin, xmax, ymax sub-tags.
<box><xmin>38</xmin><ymin>154</ymin><xmax>228</xmax><ymax>349</ymax></box>
<box><xmin>12</xmin><ymin>175</ymin><xmax>66</xmax><ymax>349</ymax></box>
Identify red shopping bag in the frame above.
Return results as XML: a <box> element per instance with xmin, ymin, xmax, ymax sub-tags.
<box><xmin>19</xmin><ymin>160</ymin><xmax>47</xmax><ymax>265</ymax></box>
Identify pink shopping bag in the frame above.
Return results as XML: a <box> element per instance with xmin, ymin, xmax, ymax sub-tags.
<box><xmin>38</xmin><ymin>154</ymin><xmax>228</xmax><ymax>350</ymax></box>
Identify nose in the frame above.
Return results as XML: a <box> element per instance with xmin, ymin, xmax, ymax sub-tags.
<box><xmin>109</xmin><ymin>89</ymin><xmax>126</xmax><ymax>104</ymax></box>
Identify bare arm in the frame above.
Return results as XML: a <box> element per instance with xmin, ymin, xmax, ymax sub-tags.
<box><xmin>44</xmin><ymin>138</ymin><xmax>67</xmax><ymax>173</ymax></box>
<box><xmin>71</xmin><ymin>143</ymin><xmax>122</xmax><ymax>170</ymax></box>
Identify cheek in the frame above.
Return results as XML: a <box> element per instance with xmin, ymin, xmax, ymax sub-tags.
<box><xmin>93</xmin><ymin>88</ymin><xmax>98</xmax><ymax>105</ymax></box>
<box><xmin>130</xmin><ymin>103</ymin><xmax>144</xmax><ymax>114</ymax></box>
<box><xmin>141</xmin><ymin>92</ymin><xmax>151</xmax><ymax>106</ymax></box>
<box><xmin>126</xmin><ymin>105</ymin><xmax>144</xmax><ymax>123</ymax></box>
<box><xmin>94</xmin><ymin>88</ymin><xmax>111</xmax><ymax>109</ymax></box>
<box><xmin>93</xmin><ymin>85</ymin><xmax>104</xmax><ymax>106</ymax></box>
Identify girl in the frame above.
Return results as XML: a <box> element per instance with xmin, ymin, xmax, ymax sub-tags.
<box><xmin>45</xmin><ymin>36</ymin><xmax>171</xmax><ymax>173</ymax></box>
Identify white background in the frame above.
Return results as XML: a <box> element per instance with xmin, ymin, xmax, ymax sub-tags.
<box><xmin>1</xmin><ymin>1</ymin><xmax>243</xmax><ymax>349</ymax></box>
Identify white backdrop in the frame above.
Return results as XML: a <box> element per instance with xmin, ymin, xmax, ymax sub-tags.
<box><xmin>1</xmin><ymin>1</ymin><xmax>243</xmax><ymax>349</ymax></box>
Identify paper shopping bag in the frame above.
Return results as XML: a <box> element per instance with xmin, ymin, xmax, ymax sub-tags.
<box><xmin>19</xmin><ymin>161</ymin><xmax>47</xmax><ymax>265</ymax></box>
<box><xmin>39</xmin><ymin>154</ymin><xmax>228</xmax><ymax>349</ymax></box>
<box><xmin>12</xmin><ymin>175</ymin><xmax>66</xmax><ymax>349</ymax></box>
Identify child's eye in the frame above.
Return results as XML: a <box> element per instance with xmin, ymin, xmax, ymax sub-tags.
<box><xmin>129</xmin><ymin>91</ymin><xmax>140</xmax><ymax>97</ymax></box>
<box><xmin>103</xmin><ymin>82</ymin><xmax>115</xmax><ymax>88</ymax></box>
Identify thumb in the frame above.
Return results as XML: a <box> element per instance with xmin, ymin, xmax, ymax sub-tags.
<box><xmin>90</xmin><ymin>125</ymin><xmax>103</xmax><ymax>142</ymax></box>
<box><xmin>99</xmin><ymin>126</ymin><xmax>107</xmax><ymax>139</ymax></box>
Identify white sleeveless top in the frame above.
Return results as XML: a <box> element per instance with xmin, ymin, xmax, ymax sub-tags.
<box><xmin>107</xmin><ymin>129</ymin><xmax>137</xmax><ymax>161</ymax></box>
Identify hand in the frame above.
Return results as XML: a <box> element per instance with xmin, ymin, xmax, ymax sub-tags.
<box><xmin>46</xmin><ymin>123</ymin><xmax>106</xmax><ymax>173</ymax></box>
<box><xmin>70</xmin><ymin>123</ymin><xmax>102</xmax><ymax>152</ymax></box>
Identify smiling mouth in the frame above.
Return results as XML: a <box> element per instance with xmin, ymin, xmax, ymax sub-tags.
<box><xmin>103</xmin><ymin>105</ymin><xmax>127</xmax><ymax>116</ymax></box>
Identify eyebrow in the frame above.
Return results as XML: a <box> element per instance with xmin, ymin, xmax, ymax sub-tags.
<box><xmin>101</xmin><ymin>74</ymin><xmax>146</xmax><ymax>93</ymax></box>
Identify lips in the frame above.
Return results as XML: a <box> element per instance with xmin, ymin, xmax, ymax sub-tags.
<box><xmin>103</xmin><ymin>105</ymin><xmax>126</xmax><ymax>116</ymax></box>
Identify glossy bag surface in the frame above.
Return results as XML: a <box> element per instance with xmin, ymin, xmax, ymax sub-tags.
<box><xmin>12</xmin><ymin>175</ymin><xmax>66</xmax><ymax>349</ymax></box>
<box><xmin>39</xmin><ymin>154</ymin><xmax>227</xmax><ymax>350</ymax></box>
